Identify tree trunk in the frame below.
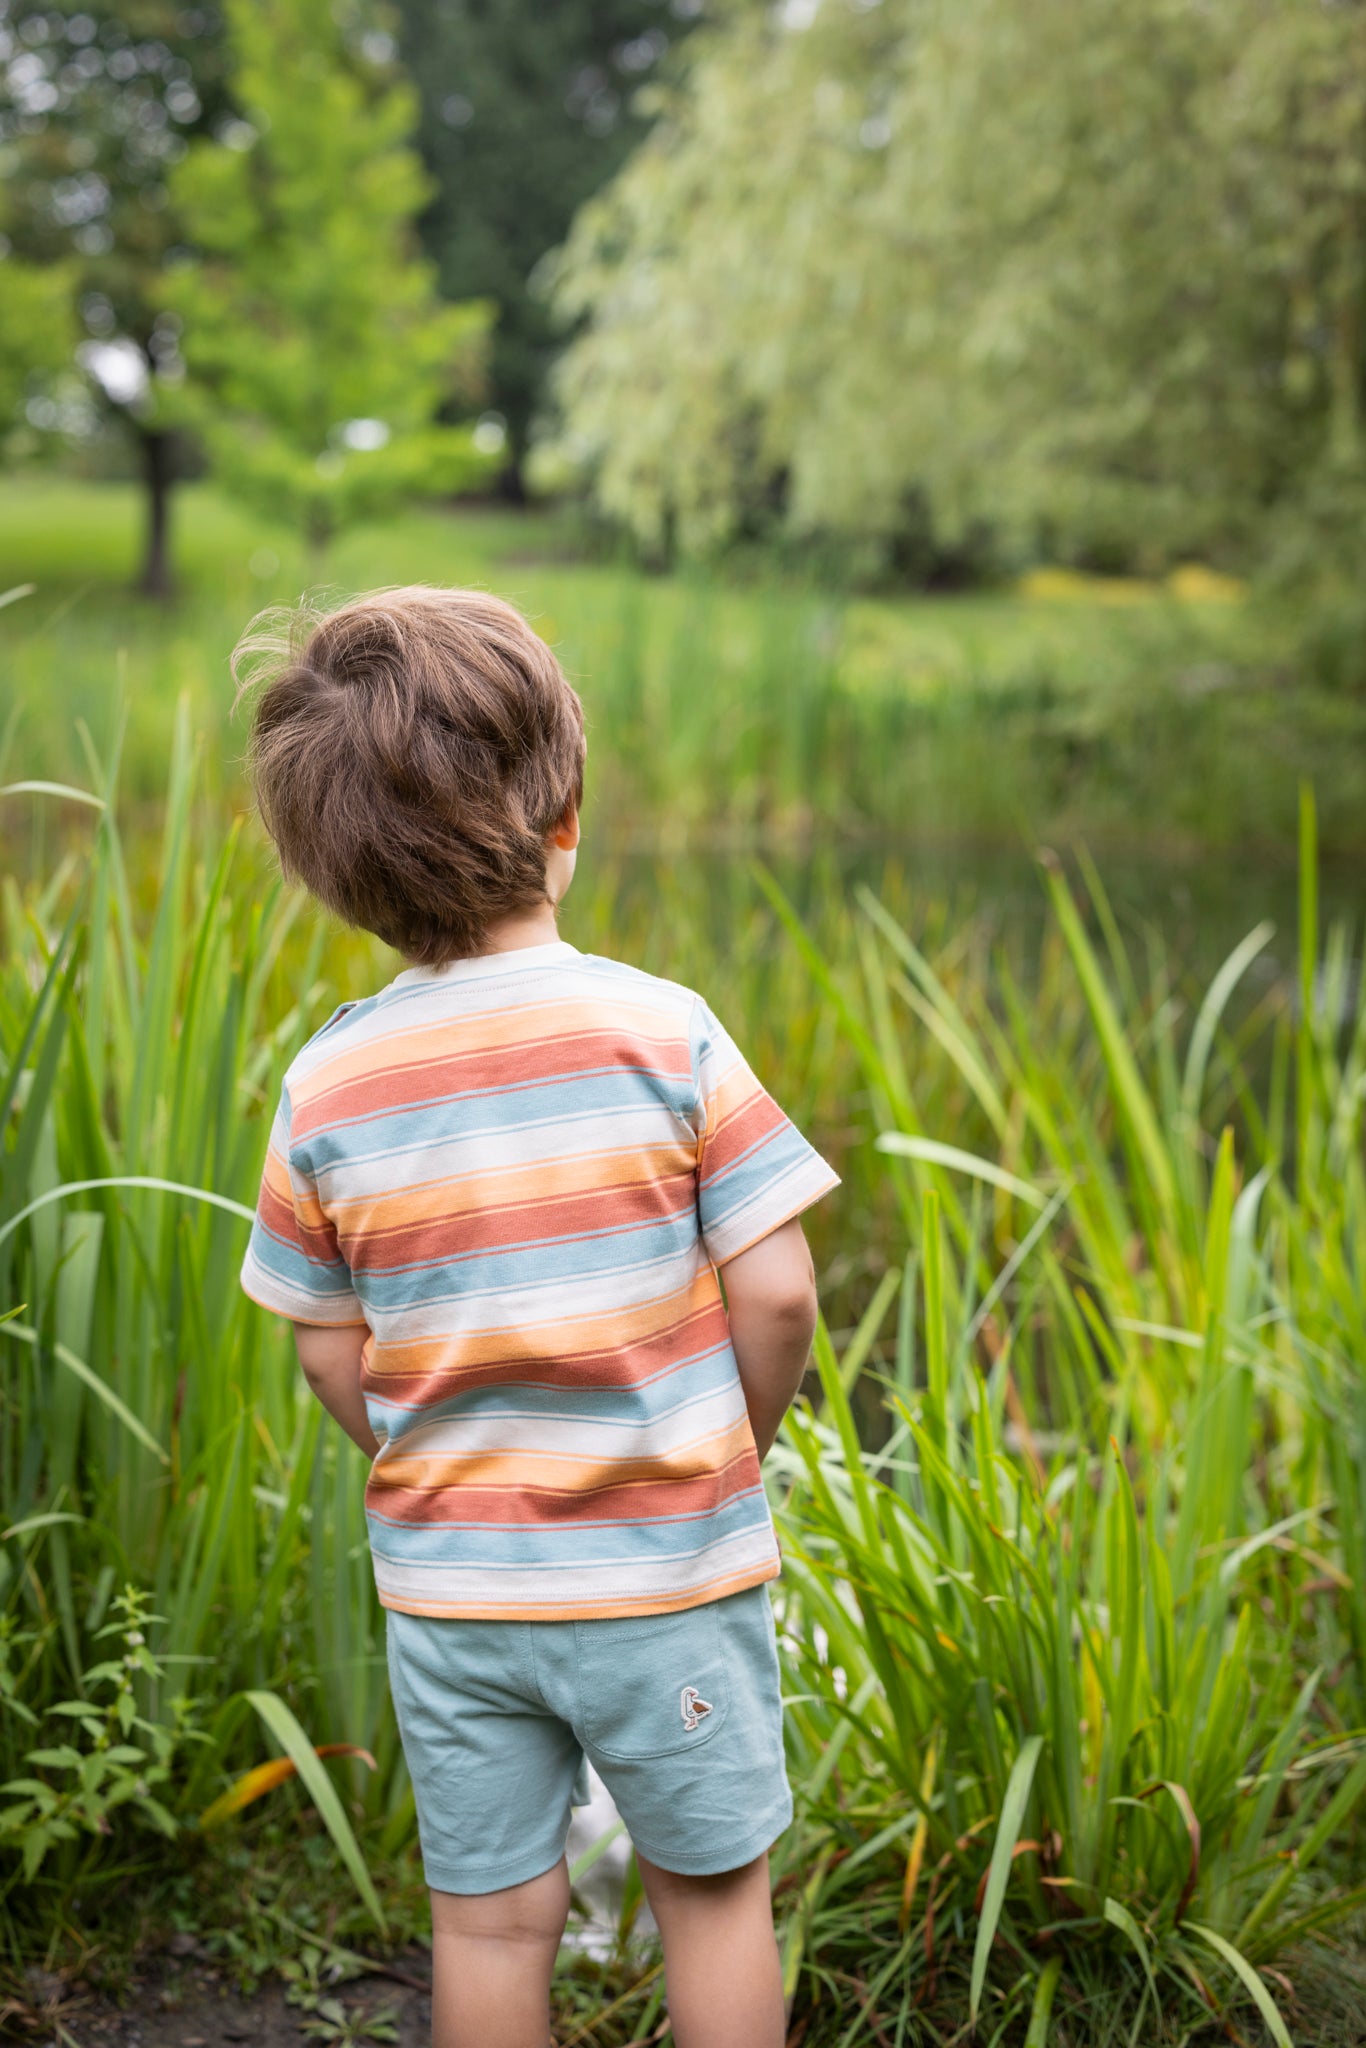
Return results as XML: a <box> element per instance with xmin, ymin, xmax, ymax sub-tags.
<box><xmin>497</xmin><ymin>454</ymin><xmax>527</xmax><ymax>506</ymax></box>
<box><xmin>136</xmin><ymin>428</ymin><xmax>175</xmax><ymax>600</ymax></box>
<box><xmin>305</xmin><ymin>513</ymin><xmax>332</xmax><ymax>587</ymax></box>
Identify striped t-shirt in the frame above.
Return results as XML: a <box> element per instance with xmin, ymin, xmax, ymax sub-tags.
<box><xmin>241</xmin><ymin>940</ymin><xmax>838</xmax><ymax>1621</ymax></box>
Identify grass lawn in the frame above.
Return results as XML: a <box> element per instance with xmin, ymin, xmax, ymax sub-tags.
<box><xmin>5</xmin><ymin>476</ymin><xmax>1366</xmax><ymax>868</ymax></box>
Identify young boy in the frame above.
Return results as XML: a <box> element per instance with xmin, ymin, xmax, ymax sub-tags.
<box><xmin>237</xmin><ymin>587</ymin><xmax>839</xmax><ymax>2048</ymax></box>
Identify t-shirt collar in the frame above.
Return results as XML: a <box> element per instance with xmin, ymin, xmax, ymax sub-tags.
<box><xmin>388</xmin><ymin>940</ymin><xmax>579</xmax><ymax>990</ymax></box>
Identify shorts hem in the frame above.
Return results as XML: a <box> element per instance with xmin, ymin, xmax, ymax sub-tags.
<box><xmin>627</xmin><ymin>1792</ymin><xmax>794</xmax><ymax>1878</ymax></box>
<box><xmin>421</xmin><ymin>1834</ymin><xmax>570</xmax><ymax>1898</ymax></box>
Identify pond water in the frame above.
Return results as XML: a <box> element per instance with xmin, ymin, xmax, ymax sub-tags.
<box><xmin>584</xmin><ymin>830</ymin><xmax>1363</xmax><ymax>996</ymax></box>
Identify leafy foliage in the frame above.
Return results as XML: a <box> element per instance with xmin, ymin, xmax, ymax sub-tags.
<box><xmin>0</xmin><ymin>2</ymin><xmax>230</xmax><ymax>586</ymax></box>
<box><xmin>0</xmin><ymin>1588</ymin><xmax>190</xmax><ymax>1884</ymax></box>
<box><xmin>0</xmin><ymin>251</ymin><xmax>73</xmax><ymax>432</ymax></box>
<box><xmin>166</xmin><ymin>0</ymin><xmax>494</xmax><ymax>550</ymax></box>
<box><xmin>393</xmin><ymin>0</ymin><xmax>688</xmax><ymax>476</ymax></box>
<box><xmin>765</xmin><ymin>810</ymin><xmax>1366</xmax><ymax>2034</ymax></box>
<box><xmin>545</xmin><ymin>0</ymin><xmax>1366</xmax><ymax>581</ymax></box>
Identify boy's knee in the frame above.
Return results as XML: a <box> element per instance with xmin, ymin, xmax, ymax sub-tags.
<box><xmin>638</xmin><ymin>1850</ymin><xmax>771</xmax><ymax>1912</ymax></box>
<box><xmin>431</xmin><ymin>1857</ymin><xmax>571</xmax><ymax>1946</ymax></box>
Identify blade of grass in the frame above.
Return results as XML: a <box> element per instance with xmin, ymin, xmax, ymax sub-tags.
<box><xmin>243</xmin><ymin>1689</ymin><xmax>387</xmax><ymax>1932</ymax></box>
<box><xmin>1186</xmin><ymin>1923</ymin><xmax>1292</xmax><ymax>2048</ymax></box>
<box><xmin>969</xmin><ymin>1733</ymin><xmax>1043</xmax><ymax>2026</ymax></box>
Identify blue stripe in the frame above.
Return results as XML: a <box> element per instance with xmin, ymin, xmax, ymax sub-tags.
<box><xmin>342</xmin><ymin>1213</ymin><xmax>700</xmax><ymax>1306</ymax></box>
<box><xmin>298</xmin><ymin>1066</ymin><xmax>697</xmax><ymax>1175</ymax></box>
<box><xmin>366</xmin><ymin>1489</ymin><xmax>773</xmax><ymax>1566</ymax></box>
<box><xmin>365</xmin><ymin>1336</ymin><xmax>740</xmax><ymax>1428</ymax></box>
<box><xmin>352</xmin><ymin>1233</ymin><xmax>700</xmax><ymax>1317</ymax></box>
<box><xmin>245</xmin><ymin>1226</ymin><xmax>355</xmax><ymax>1300</ymax></box>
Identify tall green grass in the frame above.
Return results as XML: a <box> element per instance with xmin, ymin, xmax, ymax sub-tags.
<box><xmin>0</xmin><ymin>719</ymin><xmax>884</xmax><ymax>1957</ymax></box>
<box><xmin>767</xmin><ymin>797</ymin><xmax>1366</xmax><ymax>2039</ymax></box>
<box><xmin>6</xmin><ymin>478</ymin><xmax>1366</xmax><ymax>864</ymax></box>
<box><xmin>3</xmin><ymin>707</ymin><xmax>1364</xmax><ymax>2039</ymax></box>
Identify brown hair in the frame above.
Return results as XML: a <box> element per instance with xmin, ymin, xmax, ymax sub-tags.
<box><xmin>234</xmin><ymin>586</ymin><xmax>586</xmax><ymax>965</ymax></box>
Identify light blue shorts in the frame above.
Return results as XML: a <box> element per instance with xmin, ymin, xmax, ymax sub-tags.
<box><xmin>385</xmin><ymin>1584</ymin><xmax>793</xmax><ymax>1894</ymax></box>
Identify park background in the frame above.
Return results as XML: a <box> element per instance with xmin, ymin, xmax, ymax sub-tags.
<box><xmin>3</xmin><ymin>1</ymin><xmax>1366</xmax><ymax>2042</ymax></box>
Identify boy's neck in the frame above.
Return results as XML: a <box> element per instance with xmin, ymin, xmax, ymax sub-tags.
<box><xmin>480</xmin><ymin>903</ymin><xmax>564</xmax><ymax>954</ymax></box>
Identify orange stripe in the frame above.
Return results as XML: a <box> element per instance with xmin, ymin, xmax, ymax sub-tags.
<box><xmin>325</xmin><ymin>1142</ymin><xmax>698</xmax><ymax>1232</ymax></box>
<box><xmin>371</xmin><ymin>1417</ymin><xmax>754</xmax><ymax>1497</ymax></box>
<box><xmin>289</xmin><ymin>1004</ymin><xmax>693</xmax><ymax>1114</ymax></box>
<box><xmin>365</xmin><ymin>1300</ymin><xmax>731</xmax><ymax>1405</ymax></box>
<box><xmin>343</xmin><ymin>1178</ymin><xmax>696</xmax><ymax>1271</ymax></box>
<box><xmin>364</xmin><ymin>1274</ymin><xmax>718</xmax><ymax>1378</ymax></box>
<box><xmin>291</xmin><ymin>997</ymin><xmax>691</xmax><ymax>1099</ymax></box>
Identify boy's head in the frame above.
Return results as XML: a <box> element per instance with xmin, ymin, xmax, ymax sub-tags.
<box><xmin>235</xmin><ymin>586</ymin><xmax>586</xmax><ymax>966</ymax></box>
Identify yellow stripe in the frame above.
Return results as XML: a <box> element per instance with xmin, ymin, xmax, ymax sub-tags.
<box><xmin>366</xmin><ymin>1273</ymin><xmax>719</xmax><ymax>1377</ymax></box>
<box><xmin>370</xmin><ymin>1419</ymin><xmax>754</xmax><ymax>1495</ymax></box>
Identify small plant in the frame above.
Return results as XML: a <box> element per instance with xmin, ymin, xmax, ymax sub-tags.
<box><xmin>0</xmin><ymin>1587</ymin><xmax>198</xmax><ymax>1881</ymax></box>
<box><xmin>299</xmin><ymin>1996</ymin><xmax>400</xmax><ymax>2045</ymax></box>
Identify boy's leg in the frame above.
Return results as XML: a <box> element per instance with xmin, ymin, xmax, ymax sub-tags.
<box><xmin>429</xmin><ymin>1857</ymin><xmax>570</xmax><ymax>2048</ymax></box>
<box><xmin>637</xmin><ymin>1850</ymin><xmax>785</xmax><ymax>2048</ymax></box>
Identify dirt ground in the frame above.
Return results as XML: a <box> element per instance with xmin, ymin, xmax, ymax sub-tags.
<box><xmin>1</xmin><ymin>1952</ymin><xmax>434</xmax><ymax>2048</ymax></box>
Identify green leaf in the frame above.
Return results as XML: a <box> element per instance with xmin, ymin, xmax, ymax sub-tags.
<box><xmin>0</xmin><ymin>780</ymin><xmax>106</xmax><ymax>810</ymax></box>
<box><xmin>1104</xmin><ymin>1896</ymin><xmax>1158</xmax><ymax>2007</ymax></box>
<box><xmin>3</xmin><ymin>1323</ymin><xmax>168</xmax><ymax>1465</ymax></box>
<box><xmin>243</xmin><ymin>1691</ymin><xmax>387</xmax><ymax>1932</ymax></box>
<box><xmin>875</xmin><ymin>1133</ymin><xmax>1048</xmax><ymax>1209</ymax></box>
<box><xmin>567</xmin><ymin>1818</ymin><xmax>626</xmax><ymax>1886</ymax></box>
<box><xmin>0</xmin><ymin>1175</ymin><xmax>255</xmax><ymax>1254</ymax></box>
<box><xmin>970</xmin><ymin>1733</ymin><xmax>1043</xmax><ymax>2025</ymax></box>
<box><xmin>1023</xmin><ymin>1955</ymin><xmax>1062</xmax><ymax>2048</ymax></box>
<box><xmin>1186</xmin><ymin>1923</ymin><xmax>1292</xmax><ymax>2048</ymax></box>
<box><xmin>1</xmin><ymin>1510</ymin><xmax>86</xmax><ymax>1541</ymax></box>
<box><xmin>1180</xmin><ymin>921</ymin><xmax>1275</xmax><ymax>1124</ymax></box>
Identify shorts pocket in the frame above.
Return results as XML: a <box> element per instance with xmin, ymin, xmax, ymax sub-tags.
<box><xmin>575</xmin><ymin>1604</ymin><xmax>729</xmax><ymax>1761</ymax></box>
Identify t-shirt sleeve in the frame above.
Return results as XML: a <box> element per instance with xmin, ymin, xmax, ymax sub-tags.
<box><xmin>239</xmin><ymin>1085</ymin><xmax>367</xmax><ymax>1325</ymax></box>
<box><xmin>690</xmin><ymin>998</ymin><xmax>840</xmax><ymax>1266</ymax></box>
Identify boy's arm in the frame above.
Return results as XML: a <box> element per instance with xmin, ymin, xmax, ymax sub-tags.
<box><xmin>719</xmin><ymin>1217</ymin><xmax>819</xmax><ymax>1460</ymax></box>
<box><xmin>292</xmin><ymin>1321</ymin><xmax>381</xmax><ymax>1457</ymax></box>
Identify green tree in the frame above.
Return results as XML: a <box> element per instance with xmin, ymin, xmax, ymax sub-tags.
<box><xmin>392</xmin><ymin>0</ymin><xmax>689</xmax><ymax>492</ymax></box>
<box><xmin>168</xmin><ymin>0</ymin><xmax>493</xmax><ymax>560</ymax></box>
<box><xmin>0</xmin><ymin>2</ymin><xmax>230</xmax><ymax>594</ymax></box>
<box><xmin>544</xmin><ymin>0</ymin><xmax>1366</xmax><ymax>581</ymax></box>
<box><xmin>0</xmin><ymin>253</ymin><xmax>74</xmax><ymax>435</ymax></box>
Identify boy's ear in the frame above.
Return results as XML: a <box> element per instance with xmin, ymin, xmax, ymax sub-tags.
<box><xmin>552</xmin><ymin>804</ymin><xmax>580</xmax><ymax>852</ymax></box>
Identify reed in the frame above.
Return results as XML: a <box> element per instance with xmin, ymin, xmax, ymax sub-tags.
<box><xmin>767</xmin><ymin>794</ymin><xmax>1366</xmax><ymax>2039</ymax></box>
<box><xmin>2</xmin><ymin>708</ymin><xmax>1364</xmax><ymax>2040</ymax></box>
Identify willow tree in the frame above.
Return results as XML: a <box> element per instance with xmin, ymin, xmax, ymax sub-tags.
<box><xmin>543</xmin><ymin>0</ymin><xmax>1366</xmax><ymax>580</ymax></box>
<box><xmin>169</xmin><ymin>0</ymin><xmax>493</xmax><ymax>562</ymax></box>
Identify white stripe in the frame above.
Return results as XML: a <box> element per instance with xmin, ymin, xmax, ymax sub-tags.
<box><xmin>240</xmin><ymin>1247</ymin><xmax>363</xmax><ymax>1322</ymax></box>
<box><xmin>373</xmin><ymin>1378</ymin><xmax>747</xmax><ymax>1468</ymax></box>
<box><xmin>368</xmin><ymin>1242</ymin><xmax>709</xmax><ymax>1339</ymax></box>
<box><xmin>289</xmin><ymin>968</ymin><xmax>694</xmax><ymax>1087</ymax></box>
<box><xmin>313</xmin><ymin>1106</ymin><xmax>696</xmax><ymax>1201</ymax></box>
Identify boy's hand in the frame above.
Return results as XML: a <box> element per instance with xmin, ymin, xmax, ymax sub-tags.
<box><xmin>292</xmin><ymin>1321</ymin><xmax>381</xmax><ymax>1457</ymax></box>
<box><xmin>719</xmin><ymin>1217</ymin><xmax>819</xmax><ymax>1460</ymax></box>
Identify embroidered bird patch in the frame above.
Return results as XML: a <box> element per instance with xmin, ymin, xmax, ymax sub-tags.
<box><xmin>680</xmin><ymin>1685</ymin><xmax>713</xmax><ymax>1731</ymax></box>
